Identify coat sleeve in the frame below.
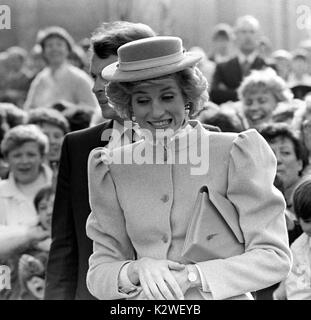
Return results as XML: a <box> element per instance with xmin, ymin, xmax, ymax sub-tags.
<box><xmin>45</xmin><ymin>136</ymin><xmax>79</xmax><ymax>300</ymax></box>
<box><xmin>197</xmin><ymin>129</ymin><xmax>292</xmax><ymax>300</ymax></box>
<box><xmin>86</xmin><ymin>148</ymin><xmax>138</xmax><ymax>300</ymax></box>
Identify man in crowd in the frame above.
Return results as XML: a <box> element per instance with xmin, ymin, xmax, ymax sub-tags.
<box><xmin>44</xmin><ymin>21</ymin><xmax>156</xmax><ymax>300</ymax></box>
<box><xmin>210</xmin><ymin>15</ymin><xmax>268</xmax><ymax>105</ymax></box>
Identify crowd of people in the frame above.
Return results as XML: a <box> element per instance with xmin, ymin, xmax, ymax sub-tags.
<box><xmin>0</xmin><ymin>14</ymin><xmax>310</xmax><ymax>300</ymax></box>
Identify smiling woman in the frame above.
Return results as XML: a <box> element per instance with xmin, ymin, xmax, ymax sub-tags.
<box><xmin>238</xmin><ymin>68</ymin><xmax>293</xmax><ymax>130</ymax></box>
<box><xmin>86</xmin><ymin>36</ymin><xmax>291</xmax><ymax>300</ymax></box>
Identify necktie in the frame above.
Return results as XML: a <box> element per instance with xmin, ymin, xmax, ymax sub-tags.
<box><xmin>241</xmin><ymin>59</ymin><xmax>251</xmax><ymax>77</ymax></box>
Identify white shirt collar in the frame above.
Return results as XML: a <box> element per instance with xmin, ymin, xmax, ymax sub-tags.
<box><xmin>1</xmin><ymin>164</ymin><xmax>52</xmax><ymax>199</ymax></box>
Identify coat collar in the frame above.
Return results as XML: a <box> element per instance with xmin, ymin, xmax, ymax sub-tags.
<box><xmin>0</xmin><ymin>164</ymin><xmax>52</xmax><ymax>199</ymax></box>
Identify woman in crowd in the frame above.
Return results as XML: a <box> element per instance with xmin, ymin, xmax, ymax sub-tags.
<box><xmin>86</xmin><ymin>36</ymin><xmax>291</xmax><ymax>300</ymax></box>
<box><xmin>23</xmin><ymin>26</ymin><xmax>98</xmax><ymax>112</ymax></box>
<box><xmin>238</xmin><ymin>68</ymin><xmax>293</xmax><ymax>130</ymax></box>
<box><xmin>259</xmin><ymin>122</ymin><xmax>308</xmax><ymax>244</ymax></box>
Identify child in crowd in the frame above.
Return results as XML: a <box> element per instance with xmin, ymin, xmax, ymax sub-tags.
<box><xmin>273</xmin><ymin>179</ymin><xmax>311</xmax><ymax>300</ymax></box>
<box><xmin>33</xmin><ymin>186</ymin><xmax>54</xmax><ymax>252</ymax></box>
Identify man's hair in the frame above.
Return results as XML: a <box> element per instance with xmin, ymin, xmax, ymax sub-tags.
<box><xmin>90</xmin><ymin>21</ymin><xmax>156</xmax><ymax>59</ymax></box>
<box><xmin>234</xmin><ymin>15</ymin><xmax>260</xmax><ymax>32</ymax></box>
<box><xmin>293</xmin><ymin>179</ymin><xmax>311</xmax><ymax>221</ymax></box>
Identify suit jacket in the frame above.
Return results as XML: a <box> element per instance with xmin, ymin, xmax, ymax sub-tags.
<box><xmin>86</xmin><ymin>120</ymin><xmax>292</xmax><ymax>300</ymax></box>
<box><xmin>45</xmin><ymin>120</ymin><xmax>113</xmax><ymax>300</ymax></box>
<box><xmin>210</xmin><ymin>55</ymin><xmax>268</xmax><ymax>105</ymax></box>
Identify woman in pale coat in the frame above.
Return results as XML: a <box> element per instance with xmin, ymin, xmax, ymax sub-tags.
<box><xmin>86</xmin><ymin>36</ymin><xmax>292</xmax><ymax>300</ymax></box>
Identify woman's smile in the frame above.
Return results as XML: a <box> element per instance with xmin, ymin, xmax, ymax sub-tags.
<box><xmin>131</xmin><ymin>78</ymin><xmax>186</xmax><ymax>135</ymax></box>
<box><xmin>147</xmin><ymin>118</ymin><xmax>173</xmax><ymax>129</ymax></box>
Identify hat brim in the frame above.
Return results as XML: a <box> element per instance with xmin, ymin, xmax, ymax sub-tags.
<box><xmin>101</xmin><ymin>52</ymin><xmax>201</xmax><ymax>82</ymax></box>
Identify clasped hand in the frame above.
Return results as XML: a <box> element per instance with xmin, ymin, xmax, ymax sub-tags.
<box><xmin>129</xmin><ymin>257</ymin><xmax>191</xmax><ymax>300</ymax></box>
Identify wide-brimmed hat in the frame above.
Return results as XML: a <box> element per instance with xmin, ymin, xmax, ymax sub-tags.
<box><xmin>101</xmin><ymin>36</ymin><xmax>202</xmax><ymax>82</ymax></box>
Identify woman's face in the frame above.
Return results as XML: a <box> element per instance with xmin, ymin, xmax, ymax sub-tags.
<box><xmin>243</xmin><ymin>89</ymin><xmax>278</xmax><ymax>128</ymax></box>
<box><xmin>38</xmin><ymin>194</ymin><xmax>54</xmax><ymax>231</ymax></box>
<box><xmin>43</xmin><ymin>36</ymin><xmax>69</xmax><ymax>66</ymax></box>
<box><xmin>269</xmin><ymin>137</ymin><xmax>303</xmax><ymax>188</ymax></box>
<box><xmin>131</xmin><ymin>78</ymin><xmax>186</xmax><ymax>135</ymax></box>
<box><xmin>7</xmin><ymin>141</ymin><xmax>44</xmax><ymax>185</ymax></box>
<box><xmin>40</xmin><ymin>122</ymin><xmax>64</xmax><ymax>162</ymax></box>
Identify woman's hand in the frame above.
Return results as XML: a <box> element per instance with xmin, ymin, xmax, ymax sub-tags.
<box><xmin>170</xmin><ymin>268</ymin><xmax>191</xmax><ymax>295</ymax></box>
<box><xmin>128</xmin><ymin>258</ymin><xmax>185</xmax><ymax>300</ymax></box>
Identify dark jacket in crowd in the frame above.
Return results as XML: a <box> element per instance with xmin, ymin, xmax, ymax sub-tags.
<box><xmin>210</xmin><ymin>55</ymin><xmax>268</xmax><ymax>105</ymax></box>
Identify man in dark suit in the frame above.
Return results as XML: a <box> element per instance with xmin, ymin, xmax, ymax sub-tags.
<box><xmin>44</xmin><ymin>21</ymin><xmax>156</xmax><ymax>300</ymax></box>
<box><xmin>210</xmin><ymin>15</ymin><xmax>268</xmax><ymax>105</ymax></box>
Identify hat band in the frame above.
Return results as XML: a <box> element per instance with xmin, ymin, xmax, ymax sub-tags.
<box><xmin>118</xmin><ymin>51</ymin><xmax>184</xmax><ymax>71</ymax></box>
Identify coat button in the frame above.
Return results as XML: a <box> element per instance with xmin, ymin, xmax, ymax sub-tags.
<box><xmin>161</xmin><ymin>194</ymin><xmax>169</xmax><ymax>203</ymax></box>
<box><xmin>161</xmin><ymin>234</ymin><xmax>169</xmax><ymax>243</ymax></box>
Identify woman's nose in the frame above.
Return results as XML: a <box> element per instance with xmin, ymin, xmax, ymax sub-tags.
<box><xmin>248</xmin><ymin>102</ymin><xmax>258</xmax><ymax>110</ymax></box>
<box><xmin>150</xmin><ymin>100</ymin><xmax>165</xmax><ymax>118</ymax></box>
<box><xmin>20</xmin><ymin>155</ymin><xmax>30</xmax><ymax>163</ymax></box>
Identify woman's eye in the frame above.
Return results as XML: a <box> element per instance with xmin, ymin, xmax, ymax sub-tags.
<box><xmin>162</xmin><ymin>94</ymin><xmax>174</xmax><ymax>102</ymax></box>
<box><xmin>258</xmin><ymin>99</ymin><xmax>267</xmax><ymax>104</ymax></box>
<box><xmin>281</xmin><ymin>151</ymin><xmax>291</xmax><ymax>156</ymax></box>
<box><xmin>136</xmin><ymin>97</ymin><xmax>150</xmax><ymax>105</ymax></box>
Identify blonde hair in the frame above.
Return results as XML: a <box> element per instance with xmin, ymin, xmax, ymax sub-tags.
<box><xmin>238</xmin><ymin>68</ymin><xmax>293</xmax><ymax>103</ymax></box>
<box><xmin>1</xmin><ymin>124</ymin><xmax>49</xmax><ymax>158</ymax></box>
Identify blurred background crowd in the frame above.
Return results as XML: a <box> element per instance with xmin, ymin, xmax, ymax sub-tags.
<box><xmin>1</xmin><ymin>0</ymin><xmax>311</xmax><ymax>300</ymax></box>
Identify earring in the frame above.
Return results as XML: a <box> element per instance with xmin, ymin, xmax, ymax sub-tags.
<box><xmin>185</xmin><ymin>102</ymin><xmax>192</xmax><ymax>111</ymax></box>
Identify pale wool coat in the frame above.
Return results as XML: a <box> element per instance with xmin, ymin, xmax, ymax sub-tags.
<box><xmin>86</xmin><ymin>121</ymin><xmax>292</xmax><ymax>300</ymax></box>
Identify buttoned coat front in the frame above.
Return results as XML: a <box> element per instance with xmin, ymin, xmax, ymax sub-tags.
<box><xmin>86</xmin><ymin>121</ymin><xmax>292</xmax><ymax>300</ymax></box>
